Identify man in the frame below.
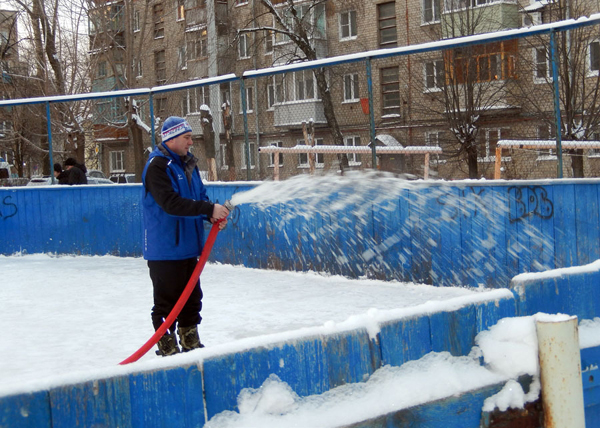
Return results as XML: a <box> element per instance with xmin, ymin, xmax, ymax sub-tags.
<box><xmin>53</xmin><ymin>163</ymin><xmax>69</xmax><ymax>184</ymax></box>
<box><xmin>142</xmin><ymin>116</ymin><xmax>229</xmax><ymax>356</ymax></box>
<box><xmin>64</xmin><ymin>158</ymin><xmax>87</xmax><ymax>185</ymax></box>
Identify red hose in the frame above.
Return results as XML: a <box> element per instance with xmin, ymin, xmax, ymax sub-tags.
<box><xmin>119</xmin><ymin>221</ymin><xmax>223</xmax><ymax>365</ymax></box>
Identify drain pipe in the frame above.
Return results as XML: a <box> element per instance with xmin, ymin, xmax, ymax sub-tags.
<box><xmin>536</xmin><ymin>315</ymin><xmax>585</xmax><ymax>428</ymax></box>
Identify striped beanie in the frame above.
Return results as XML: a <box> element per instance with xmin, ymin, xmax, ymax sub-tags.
<box><xmin>161</xmin><ymin>116</ymin><xmax>192</xmax><ymax>143</ymax></box>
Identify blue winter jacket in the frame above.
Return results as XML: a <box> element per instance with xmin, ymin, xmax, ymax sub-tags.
<box><xmin>142</xmin><ymin>143</ymin><xmax>213</xmax><ymax>261</ymax></box>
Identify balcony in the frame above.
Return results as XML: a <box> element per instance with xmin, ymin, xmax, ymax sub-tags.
<box><xmin>273</xmin><ymin>100</ymin><xmax>326</xmax><ymax>128</ymax></box>
<box><xmin>441</xmin><ymin>1</ymin><xmax>520</xmax><ymax>37</ymax></box>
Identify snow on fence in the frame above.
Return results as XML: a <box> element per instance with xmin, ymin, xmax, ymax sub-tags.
<box><xmin>258</xmin><ymin>145</ymin><xmax>442</xmax><ymax>180</ymax></box>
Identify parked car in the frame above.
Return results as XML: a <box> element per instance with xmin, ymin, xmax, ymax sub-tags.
<box><xmin>87</xmin><ymin>169</ymin><xmax>107</xmax><ymax>179</ymax></box>
<box><xmin>109</xmin><ymin>173</ymin><xmax>136</xmax><ymax>184</ymax></box>
<box><xmin>87</xmin><ymin>177</ymin><xmax>114</xmax><ymax>185</ymax></box>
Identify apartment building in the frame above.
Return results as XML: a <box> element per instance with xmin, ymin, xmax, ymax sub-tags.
<box><xmin>88</xmin><ymin>0</ymin><xmax>600</xmax><ymax>181</ymax></box>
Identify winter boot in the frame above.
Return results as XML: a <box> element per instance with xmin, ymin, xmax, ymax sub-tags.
<box><xmin>178</xmin><ymin>325</ymin><xmax>204</xmax><ymax>351</ymax></box>
<box><xmin>156</xmin><ymin>330</ymin><xmax>180</xmax><ymax>357</ymax></box>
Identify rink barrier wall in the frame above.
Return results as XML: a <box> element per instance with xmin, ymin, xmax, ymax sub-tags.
<box><xmin>4</xmin><ymin>264</ymin><xmax>600</xmax><ymax>427</ymax></box>
<box><xmin>2</xmin><ymin>178</ymin><xmax>600</xmax><ymax>289</ymax></box>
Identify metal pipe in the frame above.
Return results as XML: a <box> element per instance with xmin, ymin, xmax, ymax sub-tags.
<box><xmin>550</xmin><ymin>31</ymin><xmax>563</xmax><ymax>178</ymax></box>
<box><xmin>536</xmin><ymin>315</ymin><xmax>585</xmax><ymax>428</ymax></box>
<box><xmin>46</xmin><ymin>101</ymin><xmax>55</xmax><ymax>183</ymax></box>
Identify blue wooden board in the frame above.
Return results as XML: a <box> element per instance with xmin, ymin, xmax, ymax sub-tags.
<box><xmin>128</xmin><ymin>365</ymin><xmax>204</xmax><ymax>428</ymax></box>
<box><xmin>379</xmin><ymin>316</ymin><xmax>432</xmax><ymax>367</ymax></box>
<box><xmin>429</xmin><ymin>305</ymin><xmax>478</xmax><ymax>356</ymax></box>
<box><xmin>48</xmin><ymin>376</ymin><xmax>131</xmax><ymax>428</ymax></box>
<box><xmin>0</xmin><ymin>390</ymin><xmax>51</xmax><ymax>428</ymax></box>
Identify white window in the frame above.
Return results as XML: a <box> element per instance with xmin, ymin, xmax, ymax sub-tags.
<box><xmin>424</xmin><ymin>60</ymin><xmax>444</xmax><ymax>91</ymax></box>
<box><xmin>268</xmin><ymin>141</ymin><xmax>283</xmax><ymax>167</ymax></box>
<box><xmin>422</xmin><ymin>0</ymin><xmax>440</xmax><ymax>23</ymax></box>
<box><xmin>187</xmin><ymin>30</ymin><xmax>208</xmax><ymax>61</ymax></box>
<box><xmin>98</xmin><ymin>61</ymin><xmax>107</xmax><ymax>77</ymax></box>
<box><xmin>265</xmin><ymin>29</ymin><xmax>273</xmax><ymax>54</ymax></box>
<box><xmin>479</xmin><ymin>128</ymin><xmax>501</xmax><ymax>162</ymax></box>
<box><xmin>343</xmin><ymin>73</ymin><xmax>359</xmax><ymax>102</ymax></box>
<box><xmin>425</xmin><ymin>131</ymin><xmax>443</xmax><ymax>164</ymax></box>
<box><xmin>239</xmin><ymin>33</ymin><xmax>250</xmax><ymax>59</ymax></box>
<box><xmin>534</xmin><ymin>47</ymin><xmax>551</xmax><ymax>83</ymax></box>
<box><xmin>536</xmin><ymin>124</ymin><xmax>556</xmax><ymax>159</ymax></box>
<box><xmin>295</xmin><ymin>70</ymin><xmax>315</xmax><ymax>100</ymax></box>
<box><xmin>235</xmin><ymin>0</ymin><xmax>248</xmax><ymax>5</ymax></box>
<box><xmin>267</xmin><ymin>80</ymin><xmax>276</xmax><ymax>109</ymax></box>
<box><xmin>241</xmin><ymin>141</ymin><xmax>256</xmax><ymax>169</ymax></box>
<box><xmin>588</xmin><ymin>41</ymin><xmax>600</xmax><ymax>76</ymax></box>
<box><xmin>133</xmin><ymin>10</ymin><xmax>140</xmax><ymax>32</ymax></box>
<box><xmin>219</xmin><ymin>143</ymin><xmax>228</xmax><ymax>169</ymax></box>
<box><xmin>345</xmin><ymin>136</ymin><xmax>362</xmax><ymax>165</ymax></box>
<box><xmin>135</xmin><ymin>60</ymin><xmax>143</xmax><ymax>78</ymax></box>
<box><xmin>110</xmin><ymin>150</ymin><xmax>125</xmax><ymax>172</ymax></box>
<box><xmin>297</xmin><ymin>138</ymin><xmax>323</xmax><ymax>167</ymax></box>
<box><xmin>178</xmin><ymin>46</ymin><xmax>187</xmax><ymax>70</ymax></box>
<box><xmin>276</xmin><ymin>3</ymin><xmax>326</xmax><ymax>44</ymax></box>
<box><xmin>241</xmin><ymin>85</ymin><xmax>254</xmax><ymax>113</ymax></box>
<box><xmin>177</xmin><ymin>0</ymin><xmax>185</xmax><ymax>21</ymax></box>
<box><xmin>339</xmin><ymin>10</ymin><xmax>357</xmax><ymax>40</ymax></box>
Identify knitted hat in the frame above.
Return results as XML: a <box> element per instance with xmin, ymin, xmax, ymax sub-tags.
<box><xmin>161</xmin><ymin>116</ymin><xmax>192</xmax><ymax>143</ymax></box>
<box><xmin>53</xmin><ymin>163</ymin><xmax>62</xmax><ymax>173</ymax></box>
<box><xmin>64</xmin><ymin>157</ymin><xmax>77</xmax><ymax>167</ymax></box>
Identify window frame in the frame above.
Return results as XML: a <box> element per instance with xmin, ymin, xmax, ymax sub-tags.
<box><xmin>422</xmin><ymin>0</ymin><xmax>440</xmax><ymax>24</ymax></box>
<box><xmin>381</xmin><ymin>66</ymin><xmax>401</xmax><ymax>118</ymax></box>
<box><xmin>588</xmin><ymin>40</ymin><xmax>600</xmax><ymax>77</ymax></box>
<box><xmin>343</xmin><ymin>73</ymin><xmax>360</xmax><ymax>102</ymax></box>
<box><xmin>153</xmin><ymin>3</ymin><xmax>164</xmax><ymax>39</ymax></box>
<box><xmin>534</xmin><ymin>47</ymin><xmax>551</xmax><ymax>83</ymax></box>
<box><xmin>424</xmin><ymin>60</ymin><xmax>444</xmax><ymax>92</ymax></box>
<box><xmin>241</xmin><ymin>141</ymin><xmax>256</xmax><ymax>170</ymax></box>
<box><xmin>110</xmin><ymin>150</ymin><xmax>125</xmax><ymax>173</ymax></box>
<box><xmin>238</xmin><ymin>33</ymin><xmax>250</xmax><ymax>59</ymax></box>
<box><xmin>268</xmin><ymin>141</ymin><xmax>284</xmax><ymax>167</ymax></box>
<box><xmin>344</xmin><ymin>135</ymin><xmax>362</xmax><ymax>165</ymax></box>
<box><xmin>339</xmin><ymin>10</ymin><xmax>357</xmax><ymax>41</ymax></box>
<box><xmin>378</xmin><ymin>2</ymin><xmax>397</xmax><ymax>48</ymax></box>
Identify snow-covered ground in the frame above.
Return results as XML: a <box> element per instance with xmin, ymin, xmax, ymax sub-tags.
<box><xmin>3</xmin><ymin>254</ymin><xmax>600</xmax><ymax>427</ymax></box>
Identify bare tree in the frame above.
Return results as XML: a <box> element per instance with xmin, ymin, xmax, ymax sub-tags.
<box><xmin>413</xmin><ymin>3</ymin><xmax>516</xmax><ymax>178</ymax></box>
<box><xmin>515</xmin><ymin>0</ymin><xmax>600</xmax><ymax>178</ymax></box>
<box><xmin>237</xmin><ymin>0</ymin><xmax>351</xmax><ymax>172</ymax></box>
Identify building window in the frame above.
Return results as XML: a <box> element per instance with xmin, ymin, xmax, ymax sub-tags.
<box><xmin>135</xmin><ymin>60</ymin><xmax>143</xmax><ymax>78</ymax></box>
<box><xmin>297</xmin><ymin>138</ymin><xmax>324</xmax><ymax>167</ymax></box>
<box><xmin>239</xmin><ymin>33</ymin><xmax>250</xmax><ymax>59</ymax></box>
<box><xmin>534</xmin><ymin>47</ymin><xmax>550</xmax><ymax>83</ymax></box>
<box><xmin>235</xmin><ymin>0</ymin><xmax>248</xmax><ymax>5</ymax></box>
<box><xmin>479</xmin><ymin>128</ymin><xmax>504</xmax><ymax>161</ymax></box>
<box><xmin>153</xmin><ymin>3</ymin><xmax>164</xmax><ymax>39</ymax></box>
<box><xmin>177</xmin><ymin>0</ymin><xmax>185</xmax><ymax>21</ymax></box>
<box><xmin>423</xmin><ymin>0</ymin><xmax>440</xmax><ymax>23</ymax></box>
<box><xmin>187</xmin><ymin>30</ymin><xmax>208</xmax><ymax>61</ymax></box>
<box><xmin>448</xmin><ymin>40</ymin><xmax>517</xmax><ymax>84</ymax></box>
<box><xmin>267</xmin><ymin>79</ymin><xmax>276</xmax><ymax>109</ymax></box>
<box><xmin>155</xmin><ymin>97</ymin><xmax>167</xmax><ymax>115</ymax></box>
<box><xmin>339</xmin><ymin>10</ymin><xmax>357</xmax><ymax>40</ymax></box>
<box><xmin>343</xmin><ymin>73</ymin><xmax>359</xmax><ymax>102</ymax></box>
<box><xmin>110</xmin><ymin>150</ymin><xmax>125</xmax><ymax>172</ymax></box>
<box><xmin>268</xmin><ymin>141</ymin><xmax>283</xmax><ymax>167</ymax></box>
<box><xmin>345</xmin><ymin>136</ymin><xmax>362</xmax><ymax>165</ymax></box>
<box><xmin>588</xmin><ymin>41</ymin><xmax>600</xmax><ymax>76</ymax></box>
<box><xmin>275</xmin><ymin>3</ymin><xmax>326</xmax><ymax>44</ymax></box>
<box><xmin>133</xmin><ymin>10</ymin><xmax>140</xmax><ymax>32</ymax></box>
<box><xmin>536</xmin><ymin>124</ymin><xmax>556</xmax><ymax>159</ymax></box>
<box><xmin>241</xmin><ymin>84</ymin><xmax>254</xmax><ymax>113</ymax></box>
<box><xmin>265</xmin><ymin>29</ymin><xmax>273</xmax><ymax>54</ymax></box>
<box><xmin>381</xmin><ymin>67</ymin><xmax>401</xmax><ymax>117</ymax></box>
<box><xmin>295</xmin><ymin>70</ymin><xmax>315</xmax><ymax>100</ymax></box>
<box><xmin>378</xmin><ymin>2</ymin><xmax>397</xmax><ymax>48</ymax></box>
<box><xmin>424</xmin><ymin>60</ymin><xmax>444</xmax><ymax>91</ymax></box>
<box><xmin>154</xmin><ymin>50</ymin><xmax>166</xmax><ymax>84</ymax></box>
<box><xmin>178</xmin><ymin>46</ymin><xmax>187</xmax><ymax>70</ymax></box>
<box><xmin>133</xmin><ymin>99</ymin><xmax>146</xmax><ymax>122</ymax></box>
<box><xmin>241</xmin><ymin>141</ymin><xmax>256</xmax><ymax>169</ymax></box>
<box><xmin>98</xmin><ymin>61</ymin><xmax>107</xmax><ymax>77</ymax></box>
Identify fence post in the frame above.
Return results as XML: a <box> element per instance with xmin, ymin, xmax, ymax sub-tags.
<box><xmin>149</xmin><ymin>93</ymin><xmax>156</xmax><ymax>149</ymax></box>
<box><xmin>241</xmin><ymin>78</ymin><xmax>251</xmax><ymax>181</ymax></box>
<box><xmin>366</xmin><ymin>58</ymin><xmax>377</xmax><ymax>170</ymax></box>
<box><xmin>536</xmin><ymin>316</ymin><xmax>585</xmax><ymax>428</ymax></box>
<box><xmin>45</xmin><ymin>101</ymin><xmax>55</xmax><ymax>183</ymax></box>
<box><xmin>550</xmin><ymin>31</ymin><xmax>563</xmax><ymax>178</ymax></box>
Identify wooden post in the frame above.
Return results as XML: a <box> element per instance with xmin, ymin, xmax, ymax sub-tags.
<box><xmin>303</xmin><ymin>121</ymin><xmax>315</xmax><ymax>175</ymax></box>
<box><xmin>273</xmin><ymin>149</ymin><xmax>280</xmax><ymax>181</ymax></box>
<box><xmin>494</xmin><ymin>146</ymin><xmax>502</xmax><ymax>179</ymax></box>
<box><xmin>423</xmin><ymin>153</ymin><xmax>430</xmax><ymax>180</ymax></box>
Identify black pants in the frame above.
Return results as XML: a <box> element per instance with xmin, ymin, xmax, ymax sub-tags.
<box><xmin>148</xmin><ymin>258</ymin><xmax>203</xmax><ymax>332</ymax></box>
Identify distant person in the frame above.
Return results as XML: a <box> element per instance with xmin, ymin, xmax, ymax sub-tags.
<box><xmin>53</xmin><ymin>163</ymin><xmax>69</xmax><ymax>185</ymax></box>
<box><xmin>142</xmin><ymin>116</ymin><xmax>230</xmax><ymax>356</ymax></box>
<box><xmin>64</xmin><ymin>158</ymin><xmax>87</xmax><ymax>185</ymax></box>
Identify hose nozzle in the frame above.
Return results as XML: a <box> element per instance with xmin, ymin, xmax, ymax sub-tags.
<box><xmin>223</xmin><ymin>199</ymin><xmax>234</xmax><ymax>212</ymax></box>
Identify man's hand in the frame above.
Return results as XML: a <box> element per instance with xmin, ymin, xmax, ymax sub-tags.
<box><xmin>210</xmin><ymin>218</ymin><xmax>228</xmax><ymax>230</ymax></box>
<box><xmin>212</xmin><ymin>203</ymin><xmax>230</xmax><ymax>220</ymax></box>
